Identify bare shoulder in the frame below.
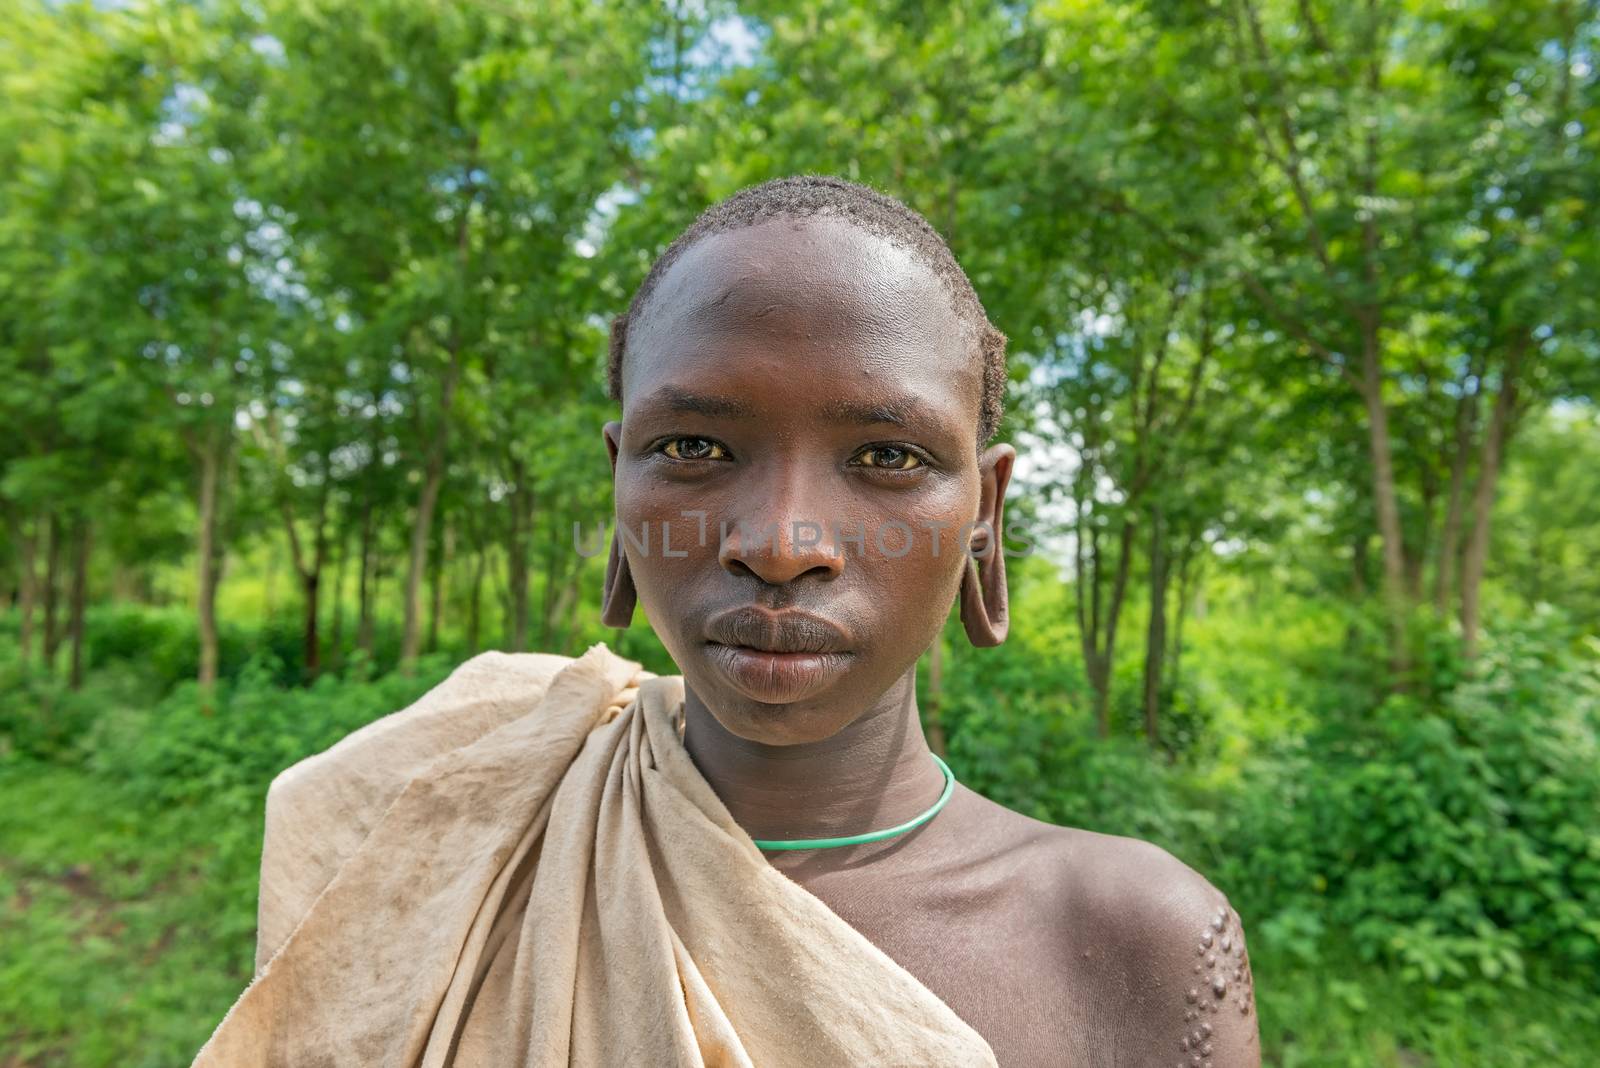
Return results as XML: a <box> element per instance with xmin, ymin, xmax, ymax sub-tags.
<box><xmin>1044</xmin><ymin>822</ymin><xmax>1262</xmax><ymax>1067</ymax></box>
<box><xmin>958</xmin><ymin>792</ymin><xmax>1262</xmax><ymax>1067</ymax></box>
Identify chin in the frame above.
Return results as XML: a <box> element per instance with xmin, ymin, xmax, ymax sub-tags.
<box><xmin>708</xmin><ymin>697</ymin><xmax>862</xmax><ymax>747</ymax></box>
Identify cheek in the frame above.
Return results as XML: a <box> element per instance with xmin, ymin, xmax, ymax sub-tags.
<box><xmin>613</xmin><ymin>467</ymin><xmax>759</xmax><ymax>641</ymax></box>
<box><xmin>850</xmin><ymin>485</ymin><xmax>975</xmax><ymax>606</ymax></box>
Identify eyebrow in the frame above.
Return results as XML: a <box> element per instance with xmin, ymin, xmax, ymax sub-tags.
<box><xmin>635</xmin><ymin>386</ymin><xmax>758</xmax><ymax>420</ymax></box>
<box><xmin>633</xmin><ymin>386</ymin><xmax>931</xmax><ymax>430</ymax></box>
<box><xmin>818</xmin><ymin>396</ymin><xmax>926</xmax><ymax>429</ymax></box>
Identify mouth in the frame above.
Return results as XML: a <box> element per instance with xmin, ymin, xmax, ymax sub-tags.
<box><xmin>702</xmin><ymin>607</ymin><xmax>855</xmax><ymax>704</ymax></box>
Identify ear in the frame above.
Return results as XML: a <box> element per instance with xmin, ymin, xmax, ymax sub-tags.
<box><xmin>959</xmin><ymin>442</ymin><xmax>1015</xmax><ymax>647</ymax></box>
<box><xmin>600</xmin><ymin>420</ymin><xmax>636</xmax><ymax>628</ymax></box>
<box><xmin>602</xmin><ymin>420</ymin><xmax>622</xmax><ymax>473</ymax></box>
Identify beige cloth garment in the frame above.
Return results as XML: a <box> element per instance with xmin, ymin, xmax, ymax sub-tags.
<box><xmin>192</xmin><ymin>641</ymin><xmax>998</xmax><ymax>1067</ymax></box>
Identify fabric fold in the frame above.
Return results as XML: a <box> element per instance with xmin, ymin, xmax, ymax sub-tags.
<box><xmin>192</xmin><ymin>641</ymin><xmax>997</xmax><ymax>1068</ymax></box>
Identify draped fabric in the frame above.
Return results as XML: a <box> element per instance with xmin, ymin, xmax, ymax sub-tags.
<box><xmin>192</xmin><ymin>642</ymin><xmax>997</xmax><ymax>1067</ymax></box>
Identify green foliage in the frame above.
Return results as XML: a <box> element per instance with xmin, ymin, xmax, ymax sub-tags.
<box><xmin>0</xmin><ymin>605</ymin><xmax>430</xmax><ymax>766</ymax></box>
<box><xmin>943</xmin><ymin>643</ymin><xmax>1210</xmax><ymax>849</ymax></box>
<box><xmin>0</xmin><ymin>648</ymin><xmax>457</xmax><ymax>1065</ymax></box>
<box><xmin>88</xmin><ymin>651</ymin><xmax>455</xmax><ymax>810</ymax></box>
<box><xmin>84</xmin><ymin>601</ymin><xmax>414</xmax><ymax>689</ymax></box>
<box><xmin>0</xmin><ymin>652</ymin><xmax>153</xmax><ymax>766</ymax></box>
<box><xmin>1251</xmin><ymin>943</ymin><xmax>1600</xmax><ymax>1068</ymax></box>
<box><xmin>1222</xmin><ymin>608</ymin><xmax>1600</xmax><ymax>989</ymax></box>
<box><xmin>83</xmin><ymin>603</ymin><xmax>305</xmax><ymax>689</ymax></box>
<box><xmin>0</xmin><ymin>768</ymin><xmax>262</xmax><ymax>1068</ymax></box>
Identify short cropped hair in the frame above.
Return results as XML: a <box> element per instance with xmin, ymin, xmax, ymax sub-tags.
<box><xmin>606</xmin><ymin>174</ymin><xmax>1008</xmax><ymax>447</ymax></box>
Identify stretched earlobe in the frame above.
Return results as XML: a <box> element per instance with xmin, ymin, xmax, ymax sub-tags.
<box><xmin>600</xmin><ymin>527</ymin><xmax>637</xmax><ymax>628</ymax></box>
<box><xmin>959</xmin><ymin>549</ymin><xmax>1009</xmax><ymax>647</ymax></box>
<box><xmin>960</xmin><ymin>442</ymin><xmax>1014</xmax><ymax>647</ymax></box>
<box><xmin>599</xmin><ymin>418</ymin><xmax>634</xmax><ymax>628</ymax></box>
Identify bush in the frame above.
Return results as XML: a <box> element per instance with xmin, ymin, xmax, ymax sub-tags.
<box><xmin>84</xmin><ymin>602</ymin><xmax>414</xmax><ymax>690</ymax></box>
<box><xmin>85</xmin><ymin>651</ymin><xmax>457</xmax><ymax>808</ymax></box>
<box><xmin>1222</xmin><ymin>608</ymin><xmax>1600</xmax><ymax>987</ymax></box>
<box><xmin>0</xmin><ymin>605</ymin><xmax>429</xmax><ymax>767</ymax></box>
<box><xmin>1107</xmin><ymin>655</ymin><xmax>1220</xmax><ymax>763</ymax></box>
<box><xmin>940</xmin><ymin>632</ymin><xmax>1213</xmax><ymax>852</ymax></box>
<box><xmin>83</xmin><ymin>604</ymin><xmax>218</xmax><ymax>690</ymax></box>
<box><xmin>0</xmin><ymin>658</ymin><xmax>155</xmax><ymax>766</ymax></box>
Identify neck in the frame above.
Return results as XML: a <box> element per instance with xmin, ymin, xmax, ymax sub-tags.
<box><xmin>681</xmin><ymin>670</ymin><xmax>944</xmax><ymax>844</ymax></box>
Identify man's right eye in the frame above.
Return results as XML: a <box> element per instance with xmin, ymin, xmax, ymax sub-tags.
<box><xmin>660</xmin><ymin>437</ymin><xmax>730</xmax><ymax>462</ymax></box>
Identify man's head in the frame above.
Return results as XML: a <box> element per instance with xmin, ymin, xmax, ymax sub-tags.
<box><xmin>601</xmin><ymin>175</ymin><xmax>1014</xmax><ymax>746</ymax></box>
<box><xmin>608</xmin><ymin>175</ymin><xmax>1008</xmax><ymax>449</ymax></box>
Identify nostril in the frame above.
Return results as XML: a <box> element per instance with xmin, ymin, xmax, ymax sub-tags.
<box><xmin>721</xmin><ymin>549</ymin><xmax>841</xmax><ymax>586</ymax></box>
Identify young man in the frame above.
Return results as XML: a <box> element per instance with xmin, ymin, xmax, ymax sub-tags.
<box><xmin>195</xmin><ymin>176</ymin><xmax>1258</xmax><ymax>1067</ymax></box>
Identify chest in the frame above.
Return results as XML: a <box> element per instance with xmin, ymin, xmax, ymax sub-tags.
<box><xmin>779</xmin><ymin>855</ymin><xmax>1095</xmax><ymax>1067</ymax></box>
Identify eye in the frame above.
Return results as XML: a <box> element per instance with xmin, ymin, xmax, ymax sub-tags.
<box><xmin>853</xmin><ymin>444</ymin><xmax>924</xmax><ymax>471</ymax></box>
<box><xmin>660</xmin><ymin>436</ymin><xmax>730</xmax><ymax>462</ymax></box>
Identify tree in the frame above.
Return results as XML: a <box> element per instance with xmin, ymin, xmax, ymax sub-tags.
<box><xmin>252</xmin><ymin>0</ymin><xmax>658</xmax><ymax>671</ymax></box>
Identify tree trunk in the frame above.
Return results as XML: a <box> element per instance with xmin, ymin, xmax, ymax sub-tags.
<box><xmin>264</xmin><ymin>537</ymin><xmax>280</xmax><ymax>618</ymax></box>
<box><xmin>1351</xmin><ymin>530</ymin><xmax>1370</xmax><ymax>597</ymax></box>
<box><xmin>366</xmin><ymin>568</ymin><xmax>384</xmax><ymax>659</ymax></box>
<box><xmin>1168</xmin><ymin>537</ymin><xmax>1196</xmax><ymax>696</ymax></box>
<box><xmin>308</xmin><ymin>525</ymin><xmax>329</xmax><ymax>681</ymax></box>
<box><xmin>468</xmin><ymin>544</ymin><xmax>486</xmax><ymax>654</ymax></box>
<box><xmin>507</xmin><ymin>547</ymin><xmax>529</xmax><ymax>652</ymax></box>
<box><xmin>1075</xmin><ymin>513</ymin><xmax>1104</xmax><ymax>737</ymax></box>
<box><xmin>427</xmin><ymin>538</ymin><xmax>442</xmax><ymax>654</ymax></box>
<box><xmin>1462</xmin><ymin>337</ymin><xmax>1527</xmax><ymax>661</ymax></box>
<box><xmin>301</xmin><ymin>570</ymin><xmax>321</xmax><ymax>681</ymax></box>
<box><xmin>68</xmin><ymin>517</ymin><xmax>91</xmax><ymax>690</ymax></box>
<box><xmin>0</xmin><ymin>513</ymin><xmax>10</xmax><ymax>610</ymax></box>
<box><xmin>109</xmin><ymin>563</ymin><xmax>137</xmax><ymax>602</ymax></box>
<box><xmin>506</xmin><ymin>462</ymin><xmax>533</xmax><ymax>652</ymax></box>
<box><xmin>42</xmin><ymin>511</ymin><xmax>61</xmax><ymax>670</ymax></box>
<box><xmin>427</xmin><ymin>520</ymin><xmax>451</xmax><ymax>654</ymax></box>
<box><xmin>1095</xmin><ymin>515</ymin><xmax>1137</xmax><ymax>736</ymax></box>
<box><xmin>495</xmin><ymin>545</ymin><xmax>515</xmax><ymax>643</ymax></box>
<box><xmin>401</xmin><ymin>450</ymin><xmax>447</xmax><ymax>671</ymax></box>
<box><xmin>1435</xmin><ymin>350</ymin><xmax>1485</xmax><ymax>612</ymax></box>
<box><xmin>549</xmin><ymin>572</ymin><xmax>580</xmax><ymax>651</ymax></box>
<box><xmin>1072</xmin><ymin>458</ymin><xmax>1129</xmax><ymax>740</ymax></box>
<box><xmin>271</xmin><ymin>460</ymin><xmax>328</xmax><ymax>684</ymax></box>
<box><xmin>1142</xmin><ymin>507</ymin><xmax>1169</xmax><ymax>750</ymax></box>
<box><xmin>401</xmin><ymin>164</ymin><xmax>471</xmax><ymax>671</ymax></box>
<box><xmin>1358</xmin><ymin>316</ymin><xmax>1411</xmax><ymax>680</ymax></box>
<box><xmin>357</xmin><ymin>495</ymin><xmax>376</xmax><ymax>654</ymax></box>
<box><xmin>17</xmin><ymin>515</ymin><xmax>38</xmax><ymax>665</ymax></box>
<box><xmin>196</xmin><ymin>434</ymin><xmax>223</xmax><ymax>692</ymax></box>
<box><xmin>537</xmin><ymin>542</ymin><xmax>557</xmax><ymax>648</ymax></box>
<box><xmin>1407</xmin><ymin>467</ymin><xmax>1434</xmax><ymax>603</ymax></box>
<box><xmin>329</xmin><ymin>531</ymin><xmax>348</xmax><ymax>673</ymax></box>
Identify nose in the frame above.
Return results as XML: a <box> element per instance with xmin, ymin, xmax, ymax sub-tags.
<box><xmin>718</xmin><ymin>464</ymin><xmax>845</xmax><ymax>586</ymax></box>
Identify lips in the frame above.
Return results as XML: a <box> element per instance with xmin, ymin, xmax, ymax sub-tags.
<box><xmin>703</xmin><ymin>606</ymin><xmax>855</xmax><ymax>703</ymax></box>
<box><xmin>704</xmin><ymin>606</ymin><xmax>850</xmax><ymax>654</ymax></box>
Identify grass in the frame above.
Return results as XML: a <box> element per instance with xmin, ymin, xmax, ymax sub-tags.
<box><xmin>1253</xmin><ymin>946</ymin><xmax>1600</xmax><ymax>1066</ymax></box>
<box><xmin>0</xmin><ymin>767</ymin><xmax>258</xmax><ymax>1068</ymax></box>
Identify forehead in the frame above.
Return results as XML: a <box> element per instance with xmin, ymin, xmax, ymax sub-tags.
<box><xmin>623</xmin><ymin>215</ymin><xmax>980</xmax><ymax>437</ymax></box>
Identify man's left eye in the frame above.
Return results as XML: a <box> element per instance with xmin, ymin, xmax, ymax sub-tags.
<box><xmin>854</xmin><ymin>446</ymin><xmax>923</xmax><ymax>470</ymax></box>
